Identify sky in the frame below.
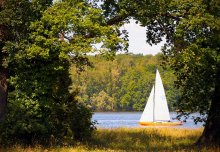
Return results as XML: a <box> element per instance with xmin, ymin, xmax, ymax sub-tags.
<box><xmin>123</xmin><ymin>19</ymin><xmax>164</xmax><ymax>55</ymax></box>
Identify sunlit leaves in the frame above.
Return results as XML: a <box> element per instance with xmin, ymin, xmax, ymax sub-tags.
<box><xmin>28</xmin><ymin>1</ymin><xmax>127</xmax><ymax>63</ymax></box>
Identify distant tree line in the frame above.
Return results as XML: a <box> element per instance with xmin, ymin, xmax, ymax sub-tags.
<box><xmin>70</xmin><ymin>53</ymin><xmax>181</xmax><ymax>112</ymax></box>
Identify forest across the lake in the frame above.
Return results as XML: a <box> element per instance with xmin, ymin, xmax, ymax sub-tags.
<box><xmin>70</xmin><ymin>53</ymin><xmax>180</xmax><ymax>112</ymax></box>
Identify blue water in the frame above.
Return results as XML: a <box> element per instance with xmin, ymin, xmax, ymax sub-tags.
<box><xmin>92</xmin><ymin>112</ymin><xmax>204</xmax><ymax>129</ymax></box>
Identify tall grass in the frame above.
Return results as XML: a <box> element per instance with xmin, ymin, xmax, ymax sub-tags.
<box><xmin>1</xmin><ymin>128</ymin><xmax>220</xmax><ymax>152</ymax></box>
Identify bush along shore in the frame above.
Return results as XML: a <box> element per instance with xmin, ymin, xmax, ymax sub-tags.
<box><xmin>1</xmin><ymin>128</ymin><xmax>220</xmax><ymax>152</ymax></box>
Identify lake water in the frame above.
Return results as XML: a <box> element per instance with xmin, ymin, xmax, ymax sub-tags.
<box><xmin>92</xmin><ymin>112</ymin><xmax>204</xmax><ymax>129</ymax></box>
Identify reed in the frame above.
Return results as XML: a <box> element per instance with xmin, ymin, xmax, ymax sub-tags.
<box><xmin>1</xmin><ymin>128</ymin><xmax>220</xmax><ymax>152</ymax></box>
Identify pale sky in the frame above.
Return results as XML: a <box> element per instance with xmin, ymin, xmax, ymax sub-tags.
<box><xmin>123</xmin><ymin>19</ymin><xmax>164</xmax><ymax>55</ymax></box>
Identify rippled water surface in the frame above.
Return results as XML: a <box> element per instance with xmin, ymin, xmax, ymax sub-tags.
<box><xmin>92</xmin><ymin>112</ymin><xmax>204</xmax><ymax>129</ymax></box>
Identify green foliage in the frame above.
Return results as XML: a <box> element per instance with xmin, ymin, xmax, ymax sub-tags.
<box><xmin>91</xmin><ymin>91</ymin><xmax>115</xmax><ymax>111</ymax></box>
<box><xmin>70</xmin><ymin>54</ymin><xmax>180</xmax><ymax>112</ymax></box>
<box><xmin>0</xmin><ymin>0</ymin><xmax>126</xmax><ymax>145</ymax></box>
<box><xmin>1</xmin><ymin>48</ymin><xmax>95</xmax><ymax>145</ymax></box>
<box><xmin>167</xmin><ymin>0</ymin><xmax>219</xmax><ymax>117</ymax></box>
<box><xmin>1</xmin><ymin>92</ymin><xmax>95</xmax><ymax>145</ymax></box>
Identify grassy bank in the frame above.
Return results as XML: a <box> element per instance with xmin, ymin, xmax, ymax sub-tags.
<box><xmin>1</xmin><ymin>128</ymin><xmax>220</xmax><ymax>152</ymax></box>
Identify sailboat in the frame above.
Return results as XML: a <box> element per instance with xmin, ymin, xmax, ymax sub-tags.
<box><xmin>139</xmin><ymin>70</ymin><xmax>182</xmax><ymax>126</ymax></box>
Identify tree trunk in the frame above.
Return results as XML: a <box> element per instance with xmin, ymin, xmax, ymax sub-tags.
<box><xmin>0</xmin><ymin>0</ymin><xmax>9</xmax><ymax>122</ymax></box>
<box><xmin>197</xmin><ymin>68</ymin><xmax>220</xmax><ymax>145</ymax></box>
<box><xmin>0</xmin><ymin>67</ymin><xmax>8</xmax><ymax>121</ymax></box>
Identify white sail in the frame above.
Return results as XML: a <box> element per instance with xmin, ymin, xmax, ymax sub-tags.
<box><xmin>139</xmin><ymin>86</ymin><xmax>154</xmax><ymax>122</ymax></box>
<box><xmin>154</xmin><ymin>70</ymin><xmax>170</xmax><ymax>121</ymax></box>
<box><xmin>139</xmin><ymin>69</ymin><xmax>170</xmax><ymax>123</ymax></box>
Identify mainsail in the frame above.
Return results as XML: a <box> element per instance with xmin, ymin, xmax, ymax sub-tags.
<box><xmin>154</xmin><ymin>70</ymin><xmax>170</xmax><ymax>121</ymax></box>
